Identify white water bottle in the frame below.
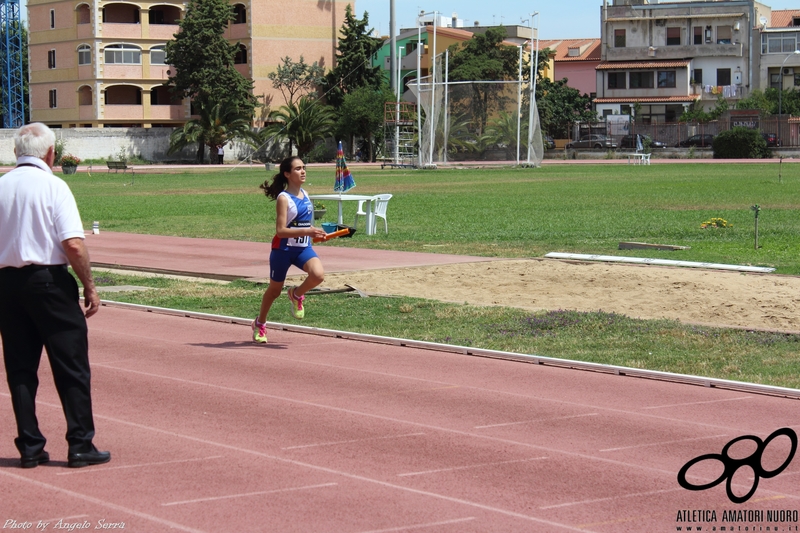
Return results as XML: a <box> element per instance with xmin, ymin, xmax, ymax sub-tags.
<box><xmin>92</xmin><ymin>221</ymin><xmax>99</xmax><ymax>234</ymax></box>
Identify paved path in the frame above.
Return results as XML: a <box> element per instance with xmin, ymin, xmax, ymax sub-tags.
<box><xmin>85</xmin><ymin>231</ymin><xmax>500</xmax><ymax>280</ymax></box>
<box><xmin>2</xmin><ymin>305</ymin><xmax>799</xmax><ymax>532</ymax></box>
<box><xmin>2</xmin><ymin>232</ymin><xmax>800</xmax><ymax>532</ymax></box>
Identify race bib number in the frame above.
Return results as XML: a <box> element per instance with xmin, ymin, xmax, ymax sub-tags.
<box><xmin>287</xmin><ymin>220</ymin><xmax>311</xmax><ymax>247</ymax></box>
<box><xmin>287</xmin><ymin>235</ymin><xmax>310</xmax><ymax>247</ymax></box>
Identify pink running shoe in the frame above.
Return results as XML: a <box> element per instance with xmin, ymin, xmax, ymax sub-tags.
<box><xmin>287</xmin><ymin>287</ymin><xmax>305</xmax><ymax>319</ymax></box>
<box><xmin>252</xmin><ymin>319</ymin><xmax>268</xmax><ymax>343</ymax></box>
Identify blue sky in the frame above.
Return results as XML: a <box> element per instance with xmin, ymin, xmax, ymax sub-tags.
<box><xmin>355</xmin><ymin>0</ymin><xmax>800</xmax><ymax>40</ymax></box>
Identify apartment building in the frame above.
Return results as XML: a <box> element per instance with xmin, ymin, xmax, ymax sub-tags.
<box><xmin>536</xmin><ymin>38</ymin><xmax>602</xmax><ymax>98</ymax></box>
<box><xmin>27</xmin><ymin>0</ymin><xmax>347</xmax><ymax>128</ymax></box>
<box><xmin>755</xmin><ymin>9</ymin><xmax>800</xmax><ymax>93</ymax></box>
<box><xmin>594</xmin><ymin>0</ymin><xmax>773</xmax><ymax>124</ymax></box>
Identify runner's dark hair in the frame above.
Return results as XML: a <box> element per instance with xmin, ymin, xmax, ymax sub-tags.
<box><xmin>260</xmin><ymin>156</ymin><xmax>302</xmax><ymax>200</ymax></box>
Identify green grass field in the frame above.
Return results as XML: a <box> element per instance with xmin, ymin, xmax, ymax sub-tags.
<box><xmin>67</xmin><ymin>163</ymin><xmax>800</xmax><ymax>272</ymax></box>
<box><xmin>62</xmin><ymin>162</ymin><xmax>800</xmax><ymax>389</ymax></box>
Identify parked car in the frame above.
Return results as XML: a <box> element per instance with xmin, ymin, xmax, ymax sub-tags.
<box><xmin>543</xmin><ymin>134</ymin><xmax>555</xmax><ymax>150</ymax></box>
<box><xmin>565</xmin><ymin>134</ymin><xmax>617</xmax><ymax>149</ymax></box>
<box><xmin>619</xmin><ymin>134</ymin><xmax>666</xmax><ymax>149</ymax></box>
<box><xmin>762</xmin><ymin>132</ymin><xmax>781</xmax><ymax>147</ymax></box>
<box><xmin>676</xmin><ymin>134</ymin><xmax>715</xmax><ymax>148</ymax></box>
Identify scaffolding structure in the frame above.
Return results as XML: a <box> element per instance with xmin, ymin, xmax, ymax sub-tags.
<box><xmin>1</xmin><ymin>0</ymin><xmax>24</xmax><ymax>128</ymax></box>
<box><xmin>382</xmin><ymin>101</ymin><xmax>417</xmax><ymax>168</ymax></box>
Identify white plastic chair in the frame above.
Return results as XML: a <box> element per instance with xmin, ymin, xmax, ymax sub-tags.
<box><xmin>354</xmin><ymin>194</ymin><xmax>393</xmax><ymax>233</ymax></box>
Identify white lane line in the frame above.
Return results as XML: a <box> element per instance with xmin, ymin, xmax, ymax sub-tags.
<box><xmin>398</xmin><ymin>457</ymin><xmax>548</xmax><ymax>478</ymax></box>
<box><xmin>162</xmin><ymin>482</ymin><xmax>338</xmax><ymax>507</ymax></box>
<box><xmin>642</xmin><ymin>397</ymin><xmax>751</xmax><ymax>410</ymax></box>
<box><xmin>81</xmin><ymin>413</ymin><xmax>595</xmax><ymax>532</ymax></box>
<box><xmin>0</xmin><ymin>469</ymin><xmax>208</xmax><ymax>533</ymax></box>
<box><xmin>474</xmin><ymin>413</ymin><xmax>598</xmax><ymax>429</ymax></box>
<box><xmin>42</xmin><ymin>515</ymin><xmax>90</xmax><ymax>523</ymax></box>
<box><xmin>599</xmin><ymin>434</ymin><xmax>728</xmax><ymax>453</ymax></box>
<box><xmin>91</xmin><ymin>353</ymin><xmax>763</xmax><ymax>437</ymax></box>
<box><xmin>75</xmin><ymin>367</ymin><xmax>701</xmax><ymax>478</ymax></box>
<box><xmin>283</xmin><ymin>432</ymin><xmax>425</xmax><ymax>450</ymax></box>
<box><xmin>355</xmin><ymin>517</ymin><xmax>477</xmax><ymax>533</ymax></box>
<box><xmin>57</xmin><ymin>455</ymin><xmax>224</xmax><ymax>475</ymax></box>
<box><xmin>540</xmin><ymin>488</ymin><xmax>683</xmax><ymax>510</ymax></box>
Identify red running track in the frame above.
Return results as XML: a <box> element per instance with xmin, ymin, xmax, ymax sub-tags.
<box><xmin>2</xmin><ymin>305</ymin><xmax>800</xmax><ymax>532</ymax></box>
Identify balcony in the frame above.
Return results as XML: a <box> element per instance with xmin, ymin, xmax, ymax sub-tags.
<box><xmin>606</xmin><ymin>43</ymin><xmax>743</xmax><ymax>61</ymax></box>
<box><xmin>149</xmin><ymin>105</ymin><xmax>185</xmax><ymax>120</ymax></box>
<box><xmin>104</xmin><ymin>104</ymin><xmax>143</xmax><ymax>119</ymax></box>
<box><xmin>101</xmin><ymin>22</ymin><xmax>142</xmax><ymax>40</ymax></box>
<box><xmin>149</xmin><ymin>24</ymin><xmax>179</xmax><ymax>40</ymax></box>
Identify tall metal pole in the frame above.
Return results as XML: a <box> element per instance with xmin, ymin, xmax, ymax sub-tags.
<box><xmin>779</xmin><ymin>51</ymin><xmax>800</xmax><ymax>120</ymax></box>
<box><xmin>416</xmin><ymin>21</ymin><xmax>422</xmax><ymax>168</ymax></box>
<box><xmin>1</xmin><ymin>0</ymin><xmax>24</xmax><ymax>128</ymax></box>
<box><xmin>428</xmin><ymin>12</ymin><xmax>438</xmax><ymax>167</ymax></box>
<box><xmin>395</xmin><ymin>46</ymin><xmax>402</xmax><ymax>165</ymax></box>
<box><xmin>389</xmin><ymin>0</ymin><xmax>396</xmax><ymax>95</ymax></box>
<box><xmin>527</xmin><ymin>12</ymin><xmax>540</xmax><ymax>164</ymax></box>
<box><xmin>516</xmin><ymin>43</ymin><xmax>524</xmax><ymax>165</ymax></box>
<box><xmin>443</xmin><ymin>48</ymin><xmax>449</xmax><ymax>164</ymax></box>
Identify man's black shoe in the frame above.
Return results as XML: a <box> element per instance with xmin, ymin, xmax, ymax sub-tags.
<box><xmin>67</xmin><ymin>447</ymin><xmax>110</xmax><ymax>468</ymax></box>
<box><xmin>20</xmin><ymin>450</ymin><xmax>50</xmax><ymax>469</ymax></box>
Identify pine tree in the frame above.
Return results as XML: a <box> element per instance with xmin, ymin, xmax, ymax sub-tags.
<box><xmin>447</xmin><ymin>27</ymin><xmax>520</xmax><ymax>135</ymax></box>
<box><xmin>164</xmin><ymin>0</ymin><xmax>258</xmax><ymax>161</ymax></box>
<box><xmin>323</xmin><ymin>5</ymin><xmax>383</xmax><ymax>109</ymax></box>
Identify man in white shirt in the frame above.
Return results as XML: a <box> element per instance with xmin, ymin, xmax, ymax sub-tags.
<box><xmin>0</xmin><ymin>123</ymin><xmax>110</xmax><ymax>468</ymax></box>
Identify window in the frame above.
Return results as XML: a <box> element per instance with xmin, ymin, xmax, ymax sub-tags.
<box><xmin>78</xmin><ymin>45</ymin><xmax>91</xmax><ymax>65</ymax></box>
<box><xmin>614</xmin><ymin>29</ymin><xmax>626</xmax><ymax>48</ymax></box>
<box><xmin>717</xmin><ymin>68</ymin><xmax>731</xmax><ymax>86</ymax></box>
<box><xmin>149</xmin><ymin>10</ymin><xmax>164</xmax><ymax>24</ymax></box>
<box><xmin>608</xmin><ymin>72</ymin><xmax>626</xmax><ymax>89</ymax></box>
<box><xmin>705</xmin><ymin>26</ymin><xmax>712</xmax><ymax>44</ymax></box>
<box><xmin>717</xmin><ymin>26</ymin><xmax>732</xmax><ymax>45</ymax></box>
<box><xmin>763</xmin><ymin>33</ymin><xmax>799</xmax><ymax>54</ymax></box>
<box><xmin>657</xmin><ymin>71</ymin><xmax>676</xmax><ymax>88</ymax></box>
<box><xmin>50</xmin><ymin>9</ymin><xmax>55</xmax><ymax>29</ymax></box>
<box><xmin>104</xmin><ymin>44</ymin><xmax>141</xmax><ymax>64</ymax></box>
<box><xmin>694</xmin><ymin>27</ymin><xmax>703</xmax><ymax>45</ymax></box>
<box><xmin>666</xmin><ymin>27</ymin><xmax>680</xmax><ymax>46</ymax></box>
<box><xmin>629</xmin><ymin>71</ymin><xmax>654</xmax><ymax>89</ymax></box>
<box><xmin>49</xmin><ymin>89</ymin><xmax>57</xmax><ymax>108</ymax></box>
<box><xmin>770</xmin><ymin>72</ymin><xmax>781</xmax><ymax>90</ymax></box>
<box><xmin>48</xmin><ymin>50</ymin><xmax>56</xmax><ymax>69</ymax></box>
<box><xmin>233</xmin><ymin>4</ymin><xmax>246</xmax><ymax>24</ymax></box>
<box><xmin>692</xmin><ymin>69</ymin><xmax>703</xmax><ymax>85</ymax></box>
<box><xmin>150</xmin><ymin>45</ymin><xmax>166</xmax><ymax>65</ymax></box>
<box><xmin>234</xmin><ymin>44</ymin><xmax>247</xmax><ymax>64</ymax></box>
<box><xmin>795</xmin><ymin>73</ymin><xmax>800</xmax><ymax>87</ymax></box>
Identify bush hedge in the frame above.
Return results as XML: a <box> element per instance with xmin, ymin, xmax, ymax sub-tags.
<box><xmin>712</xmin><ymin>127</ymin><xmax>770</xmax><ymax>159</ymax></box>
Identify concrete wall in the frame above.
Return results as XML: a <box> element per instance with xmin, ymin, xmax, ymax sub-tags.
<box><xmin>0</xmin><ymin>127</ymin><xmax>260</xmax><ymax>165</ymax></box>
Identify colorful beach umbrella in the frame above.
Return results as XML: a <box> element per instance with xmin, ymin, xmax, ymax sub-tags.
<box><xmin>334</xmin><ymin>141</ymin><xmax>356</xmax><ymax>193</ymax></box>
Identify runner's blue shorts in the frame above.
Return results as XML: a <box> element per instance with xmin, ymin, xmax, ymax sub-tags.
<box><xmin>269</xmin><ymin>247</ymin><xmax>318</xmax><ymax>282</ymax></box>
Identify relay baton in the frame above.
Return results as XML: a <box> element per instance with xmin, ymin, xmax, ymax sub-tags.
<box><xmin>313</xmin><ymin>228</ymin><xmax>351</xmax><ymax>243</ymax></box>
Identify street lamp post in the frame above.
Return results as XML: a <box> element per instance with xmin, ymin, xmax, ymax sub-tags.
<box><xmin>526</xmin><ymin>12</ymin><xmax>540</xmax><ymax>165</ymax></box>
<box><xmin>778</xmin><ymin>50</ymin><xmax>800</xmax><ymax>119</ymax></box>
<box><xmin>416</xmin><ymin>11</ymin><xmax>438</xmax><ymax>168</ymax></box>
<box><xmin>515</xmin><ymin>41</ymin><xmax>528</xmax><ymax>166</ymax></box>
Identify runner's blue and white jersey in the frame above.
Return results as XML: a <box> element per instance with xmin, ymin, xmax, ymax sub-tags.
<box><xmin>271</xmin><ymin>189</ymin><xmax>313</xmax><ymax>250</ymax></box>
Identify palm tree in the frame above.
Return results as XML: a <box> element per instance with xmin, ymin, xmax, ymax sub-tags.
<box><xmin>480</xmin><ymin>111</ymin><xmax>526</xmax><ymax>159</ymax></box>
<box><xmin>168</xmin><ymin>101</ymin><xmax>258</xmax><ymax>163</ymax></box>
<box><xmin>262</xmin><ymin>96</ymin><xmax>336</xmax><ymax>159</ymax></box>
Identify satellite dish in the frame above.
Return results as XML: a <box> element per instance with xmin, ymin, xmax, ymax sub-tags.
<box><xmin>760</xmin><ymin>16</ymin><xmax>768</xmax><ymax>27</ymax></box>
